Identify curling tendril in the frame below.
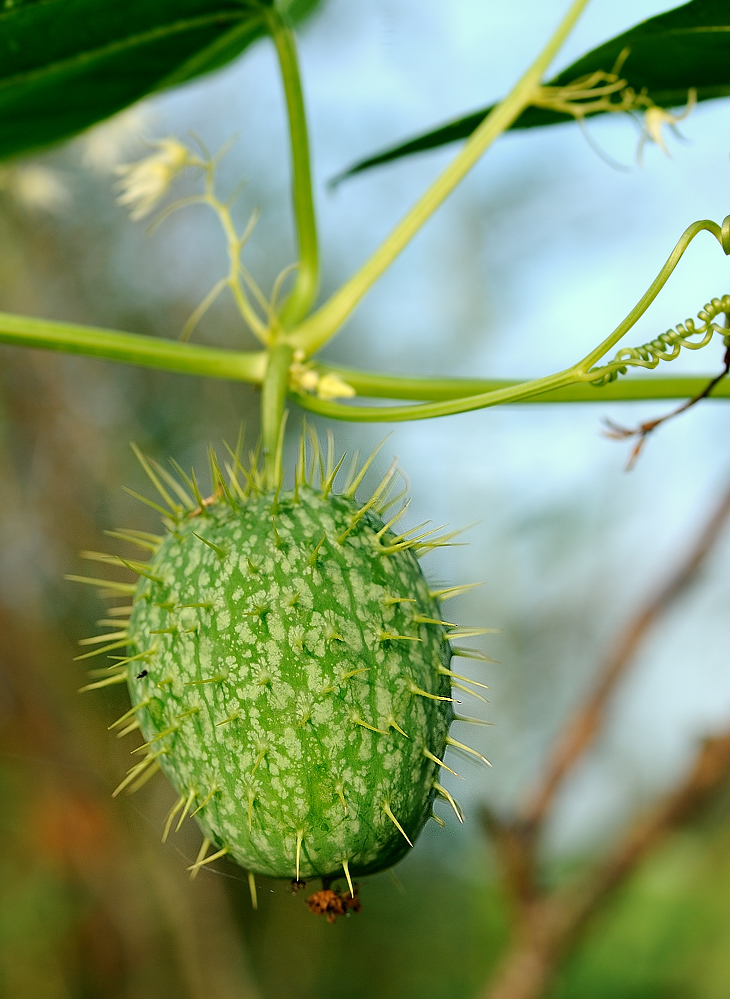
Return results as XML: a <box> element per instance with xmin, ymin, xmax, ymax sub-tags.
<box><xmin>589</xmin><ymin>295</ymin><xmax>730</xmax><ymax>386</ymax></box>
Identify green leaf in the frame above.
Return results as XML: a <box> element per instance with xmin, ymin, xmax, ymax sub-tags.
<box><xmin>334</xmin><ymin>0</ymin><xmax>729</xmax><ymax>182</ymax></box>
<box><xmin>0</xmin><ymin>0</ymin><xmax>316</xmax><ymax>161</ymax></box>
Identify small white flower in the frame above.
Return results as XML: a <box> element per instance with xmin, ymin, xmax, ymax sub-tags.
<box><xmin>288</xmin><ymin>355</ymin><xmax>355</xmax><ymax>400</ymax></box>
<box><xmin>298</xmin><ymin>369</ymin><xmax>320</xmax><ymax>393</ymax></box>
<box><xmin>317</xmin><ymin>372</ymin><xmax>356</xmax><ymax>401</ymax></box>
<box><xmin>0</xmin><ymin>164</ymin><xmax>70</xmax><ymax>213</ymax></box>
<box><xmin>638</xmin><ymin>89</ymin><xmax>696</xmax><ymax>163</ymax></box>
<box><xmin>115</xmin><ymin>138</ymin><xmax>190</xmax><ymax>220</ymax></box>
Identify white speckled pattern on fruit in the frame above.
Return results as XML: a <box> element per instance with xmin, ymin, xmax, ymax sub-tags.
<box><xmin>127</xmin><ymin>485</ymin><xmax>454</xmax><ymax>880</ymax></box>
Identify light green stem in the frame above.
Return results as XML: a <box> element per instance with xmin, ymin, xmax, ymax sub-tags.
<box><xmin>212</xmin><ymin>192</ymin><xmax>272</xmax><ymax>342</ymax></box>
<box><xmin>294</xmin><ymin>367</ymin><xmax>580</xmax><ymax>421</ymax></box>
<box><xmin>287</xmin><ymin>0</ymin><xmax>591</xmax><ymax>356</ymax></box>
<box><xmin>293</xmin><ymin>214</ymin><xmax>730</xmax><ymax>421</ymax></box>
<box><xmin>265</xmin><ymin>8</ymin><xmax>319</xmax><ymax>329</ymax></box>
<box><xmin>261</xmin><ymin>343</ymin><xmax>294</xmax><ymax>487</ymax></box>
<box><xmin>147</xmin><ymin>188</ymin><xmax>272</xmax><ymax>342</ymax></box>
<box><xmin>2</xmin><ymin>310</ymin><xmax>726</xmax><ymax>413</ymax></box>
<box><xmin>0</xmin><ymin>312</ymin><xmax>267</xmax><ymax>382</ymax></box>
<box><xmin>293</xmin><ymin>369</ymin><xmax>730</xmax><ymax>422</ymax></box>
<box><xmin>576</xmin><ymin>218</ymin><xmax>730</xmax><ymax>374</ymax></box>
<box><xmin>315</xmin><ymin>365</ymin><xmax>730</xmax><ymax>403</ymax></box>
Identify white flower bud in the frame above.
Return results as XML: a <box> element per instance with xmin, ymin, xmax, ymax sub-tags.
<box><xmin>115</xmin><ymin>138</ymin><xmax>190</xmax><ymax>220</ymax></box>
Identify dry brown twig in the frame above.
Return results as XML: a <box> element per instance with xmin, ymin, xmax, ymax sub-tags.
<box><xmin>483</xmin><ymin>733</ymin><xmax>730</xmax><ymax>999</ymax></box>
<box><xmin>604</xmin><ymin>340</ymin><xmax>730</xmax><ymax>471</ymax></box>
<box><xmin>479</xmin><ymin>476</ymin><xmax>730</xmax><ymax>999</ymax></box>
<box><xmin>522</xmin><ymin>478</ymin><xmax>730</xmax><ymax>831</ymax></box>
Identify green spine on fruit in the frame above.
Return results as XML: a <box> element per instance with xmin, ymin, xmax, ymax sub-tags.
<box><xmin>127</xmin><ymin>483</ymin><xmax>452</xmax><ymax>879</ymax></box>
<box><xmin>75</xmin><ymin>440</ymin><xmax>491</xmax><ymax>885</ymax></box>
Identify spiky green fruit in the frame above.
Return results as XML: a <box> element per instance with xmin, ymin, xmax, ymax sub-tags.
<box><xmin>124</xmin><ymin>477</ymin><xmax>459</xmax><ymax>881</ymax></box>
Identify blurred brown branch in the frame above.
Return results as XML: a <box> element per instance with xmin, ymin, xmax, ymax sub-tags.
<box><xmin>523</xmin><ymin>477</ymin><xmax>730</xmax><ymax>832</ymax></box>
<box><xmin>479</xmin><ymin>477</ymin><xmax>730</xmax><ymax>999</ymax></box>
<box><xmin>483</xmin><ymin>732</ymin><xmax>730</xmax><ymax>999</ymax></box>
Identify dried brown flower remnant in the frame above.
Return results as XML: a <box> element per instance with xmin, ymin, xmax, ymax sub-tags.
<box><xmin>306</xmin><ymin>886</ymin><xmax>362</xmax><ymax>923</ymax></box>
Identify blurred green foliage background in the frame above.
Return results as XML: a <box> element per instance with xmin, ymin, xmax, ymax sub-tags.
<box><xmin>1</xmin><ymin>1</ymin><xmax>730</xmax><ymax>996</ymax></box>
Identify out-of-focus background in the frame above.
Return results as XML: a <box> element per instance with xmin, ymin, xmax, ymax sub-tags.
<box><xmin>2</xmin><ymin>1</ymin><xmax>730</xmax><ymax>996</ymax></box>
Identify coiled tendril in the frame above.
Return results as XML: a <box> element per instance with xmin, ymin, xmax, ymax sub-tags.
<box><xmin>589</xmin><ymin>295</ymin><xmax>730</xmax><ymax>386</ymax></box>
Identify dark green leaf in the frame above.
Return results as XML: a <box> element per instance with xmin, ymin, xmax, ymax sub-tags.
<box><xmin>334</xmin><ymin>0</ymin><xmax>730</xmax><ymax>182</ymax></box>
<box><xmin>0</xmin><ymin>0</ymin><xmax>316</xmax><ymax>161</ymax></box>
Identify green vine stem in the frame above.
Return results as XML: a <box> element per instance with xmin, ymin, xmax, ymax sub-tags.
<box><xmin>261</xmin><ymin>342</ymin><xmax>294</xmax><ymax>486</ymax></box>
<box><xmin>264</xmin><ymin>6</ymin><xmax>319</xmax><ymax>329</ymax></box>
<box><xmin>292</xmin><ymin>367</ymin><xmax>579</xmax><ymax>422</ymax></box>
<box><xmin>290</xmin><ymin>219</ymin><xmax>730</xmax><ymax>422</ymax></box>
<box><xmin>313</xmin><ymin>365</ymin><xmax>730</xmax><ymax>404</ymax></box>
<box><xmin>0</xmin><ymin>3</ymin><xmax>725</xmax><ymax>436</ymax></box>
<box><xmin>0</xmin><ymin>311</ymin><xmax>267</xmax><ymax>381</ymax></box>
<box><xmin>575</xmin><ymin>217</ymin><xmax>730</xmax><ymax>374</ymax></box>
<box><xmin>285</xmin><ymin>0</ymin><xmax>591</xmax><ymax>357</ymax></box>
<box><xmin>0</xmin><ymin>309</ymin><xmax>728</xmax><ymax>412</ymax></box>
<box><xmin>292</xmin><ymin>372</ymin><xmax>730</xmax><ymax>422</ymax></box>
